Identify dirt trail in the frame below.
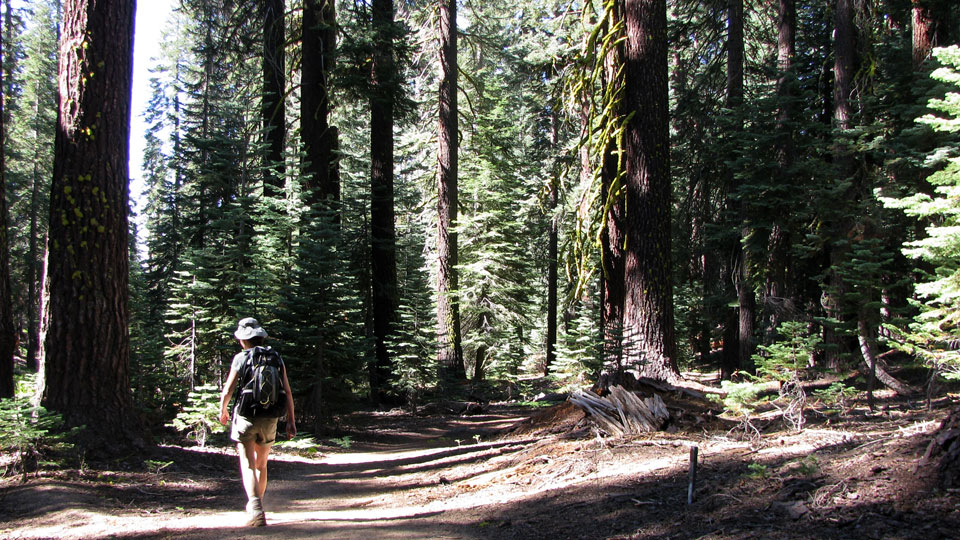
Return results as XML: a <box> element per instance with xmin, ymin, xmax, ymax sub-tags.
<box><xmin>3</xmin><ymin>400</ymin><xmax>960</xmax><ymax>539</ymax></box>
<box><xmin>2</xmin><ymin>406</ymin><xmax>564</xmax><ymax>540</ymax></box>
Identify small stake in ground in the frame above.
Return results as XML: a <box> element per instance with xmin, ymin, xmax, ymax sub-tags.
<box><xmin>688</xmin><ymin>446</ymin><xmax>698</xmax><ymax>505</ymax></box>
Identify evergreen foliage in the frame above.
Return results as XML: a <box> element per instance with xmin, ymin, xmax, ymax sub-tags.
<box><xmin>882</xmin><ymin>46</ymin><xmax>960</xmax><ymax>380</ymax></box>
<box><xmin>4</xmin><ymin>0</ymin><xmax>960</xmax><ymax>439</ymax></box>
<box><xmin>0</xmin><ymin>375</ymin><xmax>78</xmax><ymax>481</ymax></box>
<box><xmin>166</xmin><ymin>383</ymin><xmax>226</xmax><ymax>447</ymax></box>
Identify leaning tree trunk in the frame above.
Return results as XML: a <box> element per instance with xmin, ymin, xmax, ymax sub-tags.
<box><xmin>620</xmin><ymin>0</ymin><xmax>679</xmax><ymax>382</ymax></box>
<box><xmin>437</xmin><ymin>0</ymin><xmax>464</xmax><ymax>383</ymax></box>
<box><xmin>38</xmin><ymin>0</ymin><xmax>144</xmax><ymax>451</ymax></box>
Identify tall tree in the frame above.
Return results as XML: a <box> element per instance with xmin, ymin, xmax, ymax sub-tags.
<box><xmin>38</xmin><ymin>0</ymin><xmax>143</xmax><ymax>447</ymax></box>
<box><xmin>301</xmin><ymin>0</ymin><xmax>338</xmax><ymax>208</ymax></box>
<box><xmin>14</xmin><ymin>0</ymin><xmax>58</xmax><ymax>373</ymax></box>
<box><xmin>262</xmin><ymin>0</ymin><xmax>285</xmax><ymax>195</ymax></box>
<box><xmin>437</xmin><ymin>0</ymin><xmax>464</xmax><ymax>382</ymax></box>
<box><xmin>545</xmin><ymin>112</ymin><xmax>559</xmax><ymax>376</ymax></box>
<box><xmin>621</xmin><ymin>0</ymin><xmax>678</xmax><ymax>380</ymax></box>
<box><xmin>0</xmin><ymin>0</ymin><xmax>14</xmax><ymax>398</ymax></box>
<box><xmin>728</xmin><ymin>0</ymin><xmax>755</xmax><ymax>372</ymax></box>
<box><xmin>369</xmin><ymin>0</ymin><xmax>399</xmax><ymax>402</ymax></box>
<box><xmin>764</xmin><ymin>0</ymin><xmax>797</xmax><ymax>337</ymax></box>
<box><xmin>600</xmin><ymin>3</ymin><xmax>626</xmax><ymax>372</ymax></box>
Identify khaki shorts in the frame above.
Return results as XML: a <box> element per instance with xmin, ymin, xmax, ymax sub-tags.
<box><xmin>231</xmin><ymin>412</ymin><xmax>279</xmax><ymax>445</ymax></box>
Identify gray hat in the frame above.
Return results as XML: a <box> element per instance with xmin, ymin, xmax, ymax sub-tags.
<box><xmin>234</xmin><ymin>317</ymin><xmax>268</xmax><ymax>340</ymax></box>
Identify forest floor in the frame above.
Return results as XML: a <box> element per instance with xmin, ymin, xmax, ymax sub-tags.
<box><xmin>2</xmin><ymin>379</ymin><xmax>960</xmax><ymax>539</ymax></box>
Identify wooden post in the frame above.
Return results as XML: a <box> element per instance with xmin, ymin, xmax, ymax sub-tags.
<box><xmin>688</xmin><ymin>446</ymin><xmax>698</xmax><ymax>504</ymax></box>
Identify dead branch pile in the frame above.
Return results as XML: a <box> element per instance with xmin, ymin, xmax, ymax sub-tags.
<box><xmin>569</xmin><ymin>386</ymin><xmax>670</xmax><ymax>437</ymax></box>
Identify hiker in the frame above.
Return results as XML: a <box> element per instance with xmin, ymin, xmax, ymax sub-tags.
<box><xmin>219</xmin><ymin>317</ymin><xmax>296</xmax><ymax>527</ymax></box>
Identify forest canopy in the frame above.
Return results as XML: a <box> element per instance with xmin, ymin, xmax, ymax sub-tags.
<box><xmin>1</xmin><ymin>0</ymin><xmax>959</xmax><ymax>440</ymax></box>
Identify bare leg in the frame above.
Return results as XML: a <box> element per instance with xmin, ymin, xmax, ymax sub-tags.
<box><xmin>237</xmin><ymin>441</ymin><xmax>271</xmax><ymax>526</ymax></box>
<box><xmin>254</xmin><ymin>442</ymin><xmax>271</xmax><ymax>500</ymax></box>
<box><xmin>237</xmin><ymin>441</ymin><xmax>261</xmax><ymax>501</ymax></box>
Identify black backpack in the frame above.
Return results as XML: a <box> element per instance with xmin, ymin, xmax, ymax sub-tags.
<box><xmin>235</xmin><ymin>346</ymin><xmax>287</xmax><ymax>418</ymax></box>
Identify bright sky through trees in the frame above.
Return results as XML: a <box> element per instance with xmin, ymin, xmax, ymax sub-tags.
<box><xmin>130</xmin><ymin>0</ymin><xmax>175</xmax><ymax>220</ymax></box>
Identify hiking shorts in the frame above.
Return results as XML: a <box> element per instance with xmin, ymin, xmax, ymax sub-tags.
<box><xmin>231</xmin><ymin>413</ymin><xmax>278</xmax><ymax>445</ymax></box>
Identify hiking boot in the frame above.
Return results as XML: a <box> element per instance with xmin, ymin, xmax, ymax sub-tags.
<box><xmin>245</xmin><ymin>510</ymin><xmax>267</xmax><ymax>527</ymax></box>
<box><xmin>245</xmin><ymin>497</ymin><xmax>267</xmax><ymax>527</ymax></box>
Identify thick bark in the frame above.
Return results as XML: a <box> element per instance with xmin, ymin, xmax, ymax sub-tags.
<box><xmin>601</xmin><ymin>7</ymin><xmax>625</xmax><ymax>371</ymax></box>
<box><xmin>727</xmin><ymin>0</ymin><xmax>755</xmax><ymax>373</ymax></box>
<box><xmin>39</xmin><ymin>0</ymin><xmax>143</xmax><ymax>450</ymax></box>
<box><xmin>620</xmin><ymin>0</ymin><xmax>678</xmax><ymax>382</ymax></box>
<box><xmin>0</xmin><ymin>8</ymin><xmax>13</xmax><ymax>398</ymax></box>
<box><xmin>833</xmin><ymin>0</ymin><xmax>855</xmax><ymax>132</ymax></box>
<box><xmin>302</xmin><ymin>0</ymin><xmax>339</xmax><ymax>210</ymax></box>
<box><xmin>437</xmin><ymin>0</ymin><xmax>464</xmax><ymax>382</ymax></box>
<box><xmin>369</xmin><ymin>0</ymin><xmax>399</xmax><ymax>404</ymax></box>
<box><xmin>262</xmin><ymin>0</ymin><xmax>285</xmax><ymax>195</ymax></box>
<box><xmin>912</xmin><ymin>0</ymin><xmax>952</xmax><ymax>67</ymax></box>
<box><xmin>601</xmin><ymin>146</ymin><xmax>626</xmax><ymax>369</ymax></box>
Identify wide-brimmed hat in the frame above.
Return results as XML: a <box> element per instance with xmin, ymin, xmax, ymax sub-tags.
<box><xmin>234</xmin><ymin>317</ymin><xmax>268</xmax><ymax>340</ymax></box>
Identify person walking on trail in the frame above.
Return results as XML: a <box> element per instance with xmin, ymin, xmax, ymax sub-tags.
<box><xmin>219</xmin><ymin>317</ymin><xmax>296</xmax><ymax>527</ymax></box>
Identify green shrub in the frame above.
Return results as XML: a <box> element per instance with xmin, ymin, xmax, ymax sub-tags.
<box><xmin>166</xmin><ymin>384</ymin><xmax>225</xmax><ymax>447</ymax></box>
<box><xmin>812</xmin><ymin>382</ymin><xmax>858</xmax><ymax>412</ymax></box>
<box><xmin>0</xmin><ymin>397</ymin><xmax>78</xmax><ymax>481</ymax></box>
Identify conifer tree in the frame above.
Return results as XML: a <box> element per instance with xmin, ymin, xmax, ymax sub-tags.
<box><xmin>8</xmin><ymin>0</ymin><xmax>57</xmax><ymax>373</ymax></box>
<box><xmin>301</xmin><ymin>0</ymin><xmax>339</xmax><ymax>209</ymax></box>
<box><xmin>882</xmin><ymin>46</ymin><xmax>960</xmax><ymax>380</ymax></box>
<box><xmin>369</xmin><ymin>0</ymin><xmax>400</xmax><ymax>403</ymax></box>
<box><xmin>39</xmin><ymin>0</ymin><xmax>143</xmax><ymax>447</ymax></box>
<box><xmin>261</xmin><ymin>0</ymin><xmax>285</xmax><ymax>196</ymax></box>
<box><xmin>437</xmin><ymin>0</ymin><xmax>464</xmax><ymax>383</ymax></box>
<box><xmin>0</xmin><ymin>0</ymin><xmax>13</xmax><ymax>398</ymax></box>
<box><xmin>619</xmin><ymin>0</ymin><xmax>678</xmax><ymax>381</ymax></box>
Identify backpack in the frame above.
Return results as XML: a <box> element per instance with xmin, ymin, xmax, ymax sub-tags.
<box><xmin>235</xmin><ymin>346</ymin><xmax>287</xmax><ymax>418</ymax></box>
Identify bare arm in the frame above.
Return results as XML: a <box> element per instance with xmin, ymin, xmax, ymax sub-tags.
<box><xmin>219</xmin><ymin>368</ymin><xmax>239</xmax><ymax>425</ymax></box>
<box><xmin>282</xmin><ymin>364</ymin><xmax>296</xmax><ymax>438</ymax></box>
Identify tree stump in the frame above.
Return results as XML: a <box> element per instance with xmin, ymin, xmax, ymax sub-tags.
<box><xmin>922</xmin><ymin>404</ymin><xmax>960</xmax><ymax>488</ymax></box>
<box><xmin>569</xmin><ymin>386</ymin><xmax>670</xmax><ymax>437</ymax></box>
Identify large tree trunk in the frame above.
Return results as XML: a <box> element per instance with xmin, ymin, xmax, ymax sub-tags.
<box><xmin>833</xmin><ymin>0</ymin><xmax>855</xmax><ymax>133</ymax></box>
<box><xmin>302</xmin><ymin>0</ymin><xmax>339</xmax><ymax>211</ymax></box>
<box><xmin>0</xmin><ymin>7</ymin><xmax>13</xmax><ymax>398</ymax></box>
<box><xmin>620</xmin><ymin>0</ymin><xmax>678</xmax><ymax>382</ymax></box>
<box><xmin>369</xmin><ymin>0</ymin><xmax>399</xmax><ymax>404</ymax></box>
<box><xmin>39</xmin><ymin>0</ymin><xmax>143</xmax><ymax>450</ymax></box>
<box><xmin>823</xmin><ymin>0</ymin><xmax>859</xmax><ymax>370</ymax></box>
<box><xmin>727</xmin><ymin>0</ymin><xmax>755</xmax><ymax>373</ymax></box>
<box><xmin>600</xmin><ymin>7</ymin><xmax>625</xmax><ymax>372</ymax></box>
<box><xmin>262</xmin><ymin>0</ymin><xmax>285</xmax><ymax>195</ymax></box>
<box><xmin>437</xmin><ymin>0</ymin><xmax>464</xmax><ymax>382</ymax></box>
